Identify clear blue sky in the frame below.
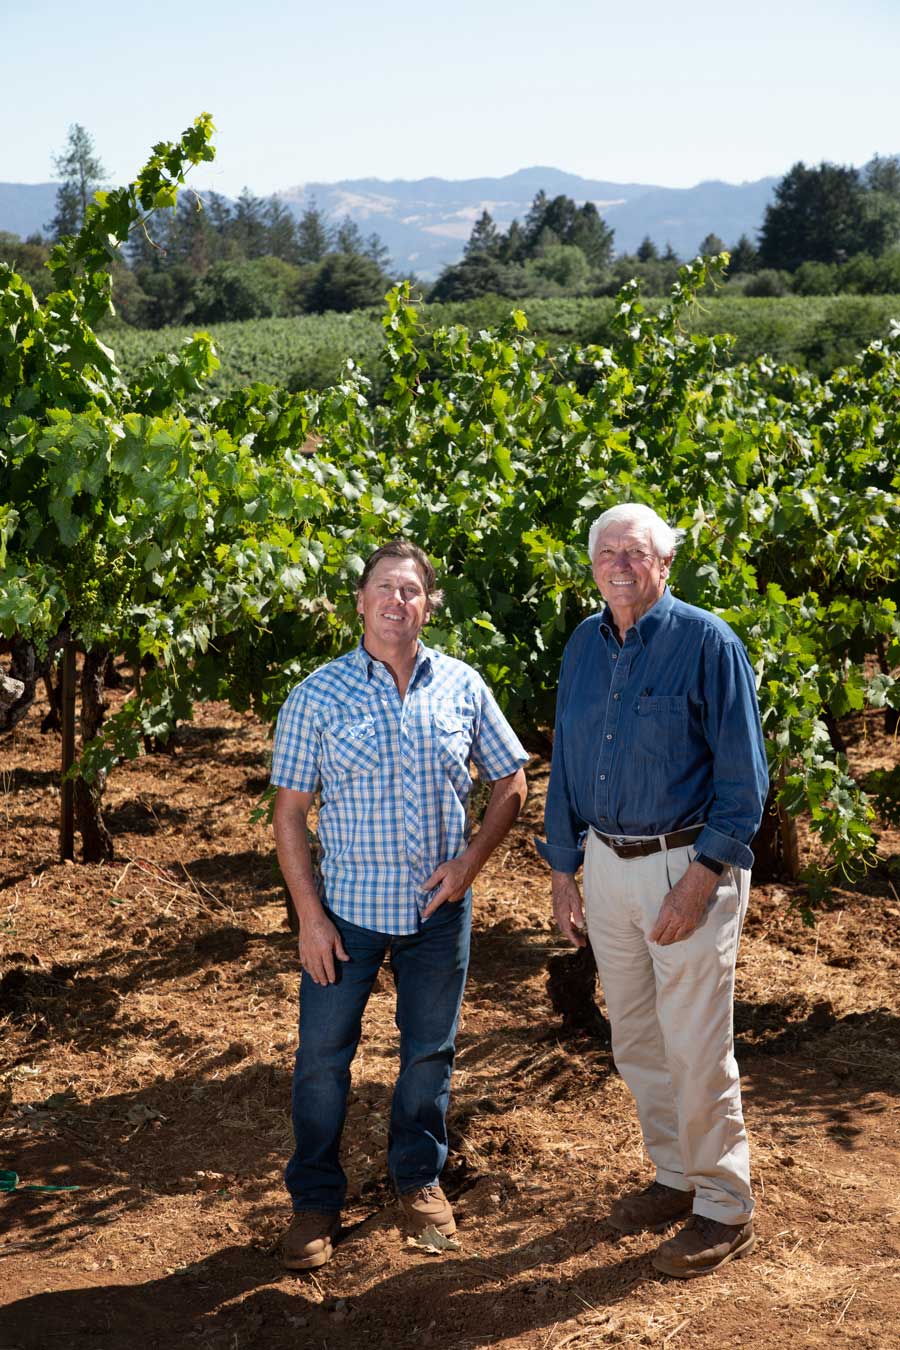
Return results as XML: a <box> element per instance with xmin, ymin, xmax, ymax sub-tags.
<box><xmin>3</xmin><ymin>0</ymin><xmax>898</xmax><ymax>194</ymax></box>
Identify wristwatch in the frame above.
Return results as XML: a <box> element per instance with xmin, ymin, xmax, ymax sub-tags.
<box><xmin>695</xmin><ymin>854</ymin><xmax>725</xmax><ymax>876</ymax></box>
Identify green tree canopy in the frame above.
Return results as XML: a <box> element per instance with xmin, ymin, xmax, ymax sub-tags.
<box><xmin>758</xmin><ymin>162</ymin><xmax>884</xmax><ymax>271</ymax></box>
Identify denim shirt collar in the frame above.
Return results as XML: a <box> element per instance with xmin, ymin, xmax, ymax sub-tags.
<box><xmin>599</xmin><ymin>586</ymin><xmax>674</xmax><ymax>648</ymax></box>
<box><xmin>354</xmin><ymin>637</ymin><xmax>433</xmax><ymax>686</ymax></box>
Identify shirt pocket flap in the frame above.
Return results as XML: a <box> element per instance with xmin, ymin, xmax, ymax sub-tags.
<box><xmin>324</xmin><ymin>715</ymin><xmax>380</xmax><ymax>775</ymax></box>
<box><xmin>634</xmin><ymin>695</ymin><xmax>687</xmax><ymax>717</ymax></box>
<box><xmin>433</xmin><ymin>713</ymin><xmax>467</xmax><ymax>735</ymax></box>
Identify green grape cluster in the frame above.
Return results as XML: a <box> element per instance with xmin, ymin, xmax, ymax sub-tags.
<box><xmin>62</xmin><ymin>535</ymin><xmax>137</xmax><ymax>646</ymax></box>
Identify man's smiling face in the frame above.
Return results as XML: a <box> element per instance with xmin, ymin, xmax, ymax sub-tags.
<box><xmin>591</xmin><ymin>522</ymin><xmax>670</xmax><ymax>622</ymax></box>
<box><xmin>356</xmin><ymin>556</ymin><xmax>430</xmax><ymax>653</ymax></box>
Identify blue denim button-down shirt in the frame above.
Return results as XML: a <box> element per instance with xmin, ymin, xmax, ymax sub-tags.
<box><xmin>535</xmin><ymin>588</ymin><xmax>768</xmax><ymax>874</ymax></box>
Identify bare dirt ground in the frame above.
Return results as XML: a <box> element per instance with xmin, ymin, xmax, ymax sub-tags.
<box><xmin>1</xmin><ymin>675</ymin><xmax>899</xmax><ymax>1350</ymax></box>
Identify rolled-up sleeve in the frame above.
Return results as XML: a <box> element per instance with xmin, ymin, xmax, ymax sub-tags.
<box><xmin>535</xmin><ymin>644</ymin><xmax>588</xmax><ymax>873</ymax></box>
<box><xmin>693</xmin><ymin>637</ymin><xmax>769</xmax><ymax>870</ymax></box>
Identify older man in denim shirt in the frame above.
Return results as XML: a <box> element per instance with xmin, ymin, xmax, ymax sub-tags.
<box><xmin>537</xmin><ymin>503</ymin><xmax>768</xmax><ymax>1278</ymax></box>
<box><xmin>272</xmin><ymin>540</ymin><xmax>527</xmax><ymax>1270</ymax></box>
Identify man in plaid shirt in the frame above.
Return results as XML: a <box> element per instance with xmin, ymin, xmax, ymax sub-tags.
<box><xmin>271</xmin><ymin>540</ymin><xmax>528</xmax><ymax>1270</ymax></box>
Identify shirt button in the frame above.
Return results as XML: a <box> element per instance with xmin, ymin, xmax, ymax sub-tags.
<box><xmin>606</xmin><ymin>733</ymin><xmax>613</xmax><ymax>740</ymax></box>
<box><xmin>613</xmin><ymin>693</ymin><xmax>620</xmax><ymax>700</ymax></box>
<box><xmin>611</xmin><ymin>653</ymin><xmax>618</xmax><ymax>660</ymax></box>
<box><xmin>599</xmin><ymin>774</ymin><xmax>606</xmax><ymax>782</ymax></box>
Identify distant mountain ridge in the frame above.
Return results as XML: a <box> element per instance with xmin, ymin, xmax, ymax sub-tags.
<box><xmin>1</xmin><ymin>167</ymin><xmax>780</xmax><ymax>278</ymax></box>
<box><xmin>275</xmin><ymin>167</ymin><xmax>780</xmax><ymax>275</ymax></box>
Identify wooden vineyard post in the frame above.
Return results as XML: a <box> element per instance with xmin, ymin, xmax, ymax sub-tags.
<box><xmin>60</xmin><ymin>642</ymin><xmax>76</xmax><ymax>861</ymax></box>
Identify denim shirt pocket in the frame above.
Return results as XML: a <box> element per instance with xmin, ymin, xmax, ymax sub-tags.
<box><xmin>632</xmin><ymin>694</ymin><xmax>688</xmax><ymax>759</ymax></box>
<box><xmin>322</xmin><ymin>714</ymin><xmax>380</xmax><ymax>778</ymax></box>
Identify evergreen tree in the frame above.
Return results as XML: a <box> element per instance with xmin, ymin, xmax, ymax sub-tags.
<box><xmin>465</xmin><ymin>210</ymin><xmax>501</xmax><ymax>258</ymax></box>
<box><xmin>205</xmin><ymin>192</ymin><xmax>234</xmax><ymax>257</ymax></box>
<box><xmin>266</xmin><ymin>198</ymin><xmax>299</xmax><ymax>263</ymax></box>
<box><xmin>364</xmin><ymin>232</ymin><xmax>392</xmax><ymax>270</ymax></box>
<box><xmin>729</xmin><ymin>234</ymin><xmax>758</xmax><ymax>273</ymax></box>
<box><xmin>570</xmin><ymin>202</ymin><xmax>614</xmax><ymax>269</ymax></box>
<box><xmin>758</xmin><ymin>162</ymin><xmax>871</xmax><ymax>270</ymax></box>
<box><xmin>637</xmin><ymin>236</ymin><xmax>659</xmax><ymax>262</ymax></box>
<box><xmin>540</xmin><ymin>195</ymin><xmax>579</xmax><ymax>244</ymax></box>
<box><xmin>698</xmin><ymin>232</ymin><xmax>725</xmax><ymax>256</ymax></box>
<box><xmin>662</xmin><ymin>242</ymin><xmax>679</xmax><ymax>262</ymax></box>
<box><xmin>524</xmin><ymin>191</ymin><xmax>549</xmax><ymax>250</ymax></box>
<box><xmin>335</xmin><ymin>216</ymin><xmax>366</xmax><ymax>254</ymax></box>
<box><xmin>860</xmin><ymin>155</ymin><xmax>900</xmax><ymax>256</ymax></box>
<box><xmin>306</xmin><ymin>251</ymin><xmax>390</xmax><ymax>312</ymax></box>
<box><xmin>296</xmin><ymin>200</ymin><xmax>333</xmax><ymax>264</ymax></box>
<box><xmin>48</xmin><ymin>124</ymin><xmax>106</xmax><ymax>240</ymax></box>
<box><xmin>231</xmin><ymin>188</ymin><xmax>268</xmax><ymax>258</ymax></box>
<box><xmin>499</xmin><ymin>218</ymin><xmax>525</xmax><ymax>264</ymax></box>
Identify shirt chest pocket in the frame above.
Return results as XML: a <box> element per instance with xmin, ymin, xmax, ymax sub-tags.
<box><xmin>322</xmin><ymin>715</ymin><xmax>380</xmax><ymax>778</ymax></box>
<box><xmin>632</xmin><ymin>695</ymin><xmax>688</xmax><ymax>759</ymax></box>
<box><xmin>430</xmin><ymin>712</ymin><xmax>473</xmax><ymax>770</ymax></box>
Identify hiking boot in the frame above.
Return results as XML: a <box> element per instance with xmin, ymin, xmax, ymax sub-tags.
<box><xmin>608</xmin><ymin>1180</ymin><xmax>694</xmax><ymax>1234</ymax></box>
<box><xmin>282</xmin><ymin>1210</ymin><xmax>341</xmax><ymax>1270</ymax></box>
<box><xmin>651</xmin><ymin>1214</ymin><xmax>756</xmax><ymax>1278</ymax></box>
<box><xmin>398</xmin><ymin>1185</ymin><xmax>456</xmax><ymax>1236</ymax></box>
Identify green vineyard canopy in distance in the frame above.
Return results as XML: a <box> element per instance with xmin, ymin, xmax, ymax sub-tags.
<box><xmin>1</xmin><ymin>116</ymin><xmax>899</xmax><ymax>892</ymax></box>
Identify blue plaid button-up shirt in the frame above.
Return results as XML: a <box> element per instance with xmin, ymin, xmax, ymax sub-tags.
<box><xmin>271</xmin><ymin>640</ymin><xmax>528</xmax><ymax>934</ymax></box>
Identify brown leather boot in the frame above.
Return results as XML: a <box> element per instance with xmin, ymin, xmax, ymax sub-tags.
<box><xmin>608</xmin><ymin>1181</ymin><xmax>694</xmax><ymax>1233</ymax></box>
<box><xmin>651</xmin><ymin>1214</ymin><xmax>756</xmax><ymax>1278</ymax></box>
<box><xmin>281</xmin><ymin>1210</ymin><xmax>341</xmax><ymax>1270</ymax></box>
<box><xmin>398</xmin><ymin>1185</ymin><xmax>456</xmax><ymax>1236</ymax></box>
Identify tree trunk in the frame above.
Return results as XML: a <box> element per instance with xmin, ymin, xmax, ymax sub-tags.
<box><xmin>751</xmin><ymin>784</ymin><xmax>800</xmax><ymax>883</ymax></box>
<box><xmin>74</xmin><ymin>647</ymin><xmax>114</xmax><ymax>862</ymax></box>
<box><xmin>546</xmin><ymin>944</ymin><xmax>610</xmax><ymax>1043</ymax></box>
<box><xmin>0</xmin><ymin>637</ymin><xmax>38</xmax><ymax>733</ymax></box>
<box><xmin>41</xmin><ymin>666</ymin><xmax>63</xmax><ymax>733</ymax></box>
<box><xmin>876</xmin><ymin>637</ymin><xmax>900</xmax><ymax>736</ymax></box>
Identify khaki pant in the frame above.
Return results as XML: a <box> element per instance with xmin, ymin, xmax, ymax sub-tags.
<box><xmin>583</xmin><ymin>832</ymin><xmax>754</xmax><ymax>1224</ymax></box>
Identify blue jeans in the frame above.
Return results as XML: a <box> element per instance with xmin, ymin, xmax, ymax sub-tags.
<box><xmin>285</xmin><ymin>896</ymin><xmax>472</xmax><ymax>1214</ymax></box>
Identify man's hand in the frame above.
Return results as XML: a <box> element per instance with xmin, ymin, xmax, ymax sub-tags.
<box><xmin>422</xmin><ymin>855</ymin><xmax>479</xmax><ymax>919</ymax></box>
<box><xmin>299</xmin><ymin>910</ymin><xmax>350</xmax><ymax>985</ymax></box>
<box><xmin>649</xmin><ymin>859</ymin><xmax>720</xmax><ymax>945</ymax></box>
<box><xmin>422</xmin><ymin>767</ymin><xmax>527</xmax><ymax>921</ymax></box>
<box><xmin>551</xmin><ymin>870</ymin><xmax>587</xmax><ymax>948</ymax></box>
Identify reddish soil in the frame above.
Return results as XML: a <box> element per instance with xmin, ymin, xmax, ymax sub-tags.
<box><xmin>1</xmin><ymin>677</ymin><xmax>899</xmax><ymax>1349</ymax></box>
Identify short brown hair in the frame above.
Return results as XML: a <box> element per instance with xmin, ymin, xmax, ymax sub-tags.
<box><xmin>357</xmin><ymin>540</ymin><xmax>444</xmax><ymax>611</ymax></box>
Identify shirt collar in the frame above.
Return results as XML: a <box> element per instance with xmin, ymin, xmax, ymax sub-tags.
<box><xmin>354</xmin><ymin>638</ymin><xmax>434</xmax><ymax>684</ymax></box>
<box><xmin>599</xmin><ymin>586</ymin><xmax>674</xmax><ymax>647</ymax></box>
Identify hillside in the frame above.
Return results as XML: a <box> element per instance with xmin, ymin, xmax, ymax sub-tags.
<box><xmin>1</xmin><ymin>168</ymin><xmax>777</xmax><ymax>277</ymax></box>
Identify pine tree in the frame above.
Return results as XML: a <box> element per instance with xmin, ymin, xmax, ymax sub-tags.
<box><xmin>465</xmin><ymin>210</ymin><xmax>501</xmax><ymax>258</ymax></box>
<box><xmin>637</xmin><ymin>236</ymin><xmax>659</xmax><ymax>263</ymax></box>
<box><xmin>729</xmin><ymin>234</ymin><xmax>758</xmax><ymax>273</ymax></box>
<box><xmin>296</xmin><ymin>200</ymin><xmax>333</xmax><ymax>264</ymax></box>
<box><xmin>232</xmin><ymin>188</ymin><xmax>268</xmax><ymax>259</ymax></box>
<box><xmin>48</xmin><ymin>125</ymin><xmax>107</xmax><ymax>240</ymax></box>
<box><xmin>698</xmin><ymin>232</ymin><xmax>725</xmax><ymax>257</ymax></box>
<box><xmin>335</xmin><ymin>216</ymin><xmax>365</xmax><ymax>254</ymax></box>
<box><xmin>266</xmin><ymin>198</ymin><xmax>299</xmax><ymax>263</ymax></box>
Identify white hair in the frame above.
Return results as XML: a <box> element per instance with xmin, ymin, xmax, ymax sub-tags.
<box><xmin>588</xmin><ymin>503</ymin><xmax>683</xmax><ymax>561</ymax></box>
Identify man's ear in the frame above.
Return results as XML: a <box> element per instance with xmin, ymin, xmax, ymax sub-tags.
<box><xmin>355</xmin><ymin>589</ymin><xmax>365</xmax><ymax>616</ymax></box>
<box><xmin>660</xmin><ymin>555</ymin><xmax>673</xmax><ymax>575</ymax></box>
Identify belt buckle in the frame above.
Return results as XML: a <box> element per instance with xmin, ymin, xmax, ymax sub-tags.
<box><xmin>610</xmin><ymin>836</ymin><xmax>629</xmax><ymax>848</ymax></box>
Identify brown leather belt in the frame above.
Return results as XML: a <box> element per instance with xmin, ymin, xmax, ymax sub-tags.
<box><xmin>590</xmin><ymin>825</ymin><xmax>702</xmax><ymax>860</ymax></box>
